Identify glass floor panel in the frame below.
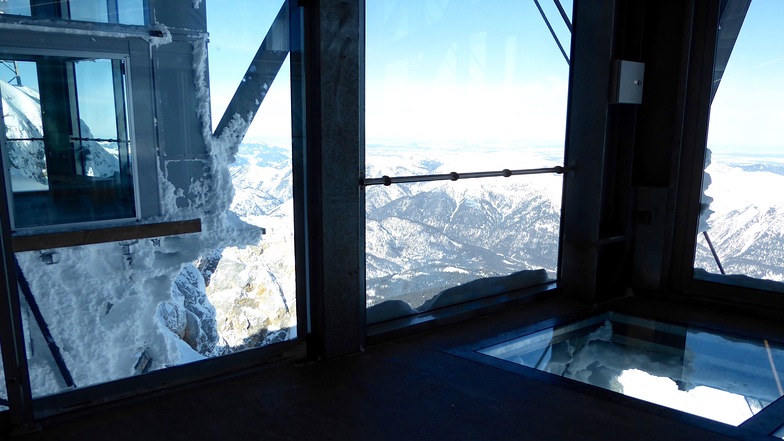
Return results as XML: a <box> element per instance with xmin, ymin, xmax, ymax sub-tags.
<box><xmin>479</xmin><ymin>312</ymin><xmax>784</xmax><ymax>426</ymax></box>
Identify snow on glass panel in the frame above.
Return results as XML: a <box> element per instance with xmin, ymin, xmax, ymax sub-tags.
<box><xmin>480</xmin><ymin>312</ymin><xmax>784</xmax><ymax>427</ymax></box>
<box><xmin>365</xmin><ymin>0</ymin><xmax>571</xmax><ymax>322</ymax></box>
<box><xmin>5</xmin><ymin>0</ymin><xmax>297</xmax><ymax>397</ymax></box>
<box><xmin>0</xmin><ymin>0</ymin><xmax>147</xmax><ymax>25</ymax></box>
<box><xmin>0</xmin><ymin>56</ymin><xmax>135</xmax><ymax>228</ymax></box>
<box><xmin>694</xmin><ymin>1</ymin><xmax>784</xmax><ymax>289</ymax></box>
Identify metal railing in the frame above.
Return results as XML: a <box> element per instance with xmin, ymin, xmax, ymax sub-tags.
<box><xmin>362</xmin><ymin>165</ymin><xmax>567</xmax><ymax>187</ymax></box>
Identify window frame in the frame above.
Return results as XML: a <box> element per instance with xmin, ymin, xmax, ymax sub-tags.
<box><xmin>0</xmin><ymin>30</ymin><xmax>160</xmax><ymax>233</ymax></box>
<box><xmin>361</xmin><ymin>0</ymin><xmax>573</xmax><ymax>337</ymax></box>
<box><xmin>667</xmin><ymin>0</ymin><xmax>784</xmax><ymax>313</ymax></box>
<box><xmin>0</xmin><ymin>49</ymin><xmax>141</xmax><ymax>231</ymax></box>
<box><xmin>0</xmin><ymin>0</ymin><xmax>310</xmax><ymax>427</ymax></box>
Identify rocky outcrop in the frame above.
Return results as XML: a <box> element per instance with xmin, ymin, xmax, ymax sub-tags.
<box><xmin>206</xmin><ymin>245</ymin><xmax>295</xmax><ymax>353</ymax></box>
<box><xmin>158</xmin><ymin>263</ymin><xmax>219</xmax><ymax>355</ymax></box>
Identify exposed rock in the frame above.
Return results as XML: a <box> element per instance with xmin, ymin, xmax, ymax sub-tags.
<box><xmin>206</xmin><ymin>245</ymin><xmax>294</xmax><ymax>353</ymax></box>
<box><xmin>158</xmin><ymin>263</ymin><xmax>219</xmax><ymax>355</ymax></box>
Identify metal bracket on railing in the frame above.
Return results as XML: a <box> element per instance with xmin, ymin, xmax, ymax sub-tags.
<box><xmin>362</xmin><ymin>165</ymin><xmax>569</xmax><ymax>187</ymax></box>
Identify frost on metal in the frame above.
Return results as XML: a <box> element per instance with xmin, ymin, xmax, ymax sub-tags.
<box><xmin>3</xmin><ymin>19</ymin><xmax>263</xmax><ymax>399</ymax></box>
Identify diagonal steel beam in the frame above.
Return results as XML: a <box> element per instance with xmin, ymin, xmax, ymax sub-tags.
<box><xmin>553</xmin><ymin>0</ymin><xmax>572</xmax><ymax>33</ymax></box>
<box><xmin>533</xmin><ymin>0</ymin><xmax>570</xmax><ymax>66</ymax></box>
<box><xmin>213</xmin><ymin>1</ymin><xmax>290</xmax><ymax>140</ymax></box>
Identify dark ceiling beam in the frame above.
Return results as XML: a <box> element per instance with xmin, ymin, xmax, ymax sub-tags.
<box><xmin>711</xmin><ymin>0</ymin><xmax>752</xmax><ymax>103</ymax></box>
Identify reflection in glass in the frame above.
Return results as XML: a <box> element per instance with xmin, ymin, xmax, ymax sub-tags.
<box><xmin>68</xmin><ymin>1</ymin><xmax>109</xmax><ymax>23</ymax></box>
<box><xmin>366</xmin><ymin>163</ymin><xmax>562</xmax><ymax>323</ymax></box>
<box><xmin>0</xmin><ymin>0</ymin><xmax>146</xmax><ymax>24</ymax></box>
<box><xmin>72</xmin><ymin>0</ymin><xmax>148</xmax><ymax>24</ymax></box>
<box><xmin>0</xmin><ymin>0</ymin><xmax>31</xmax><ymax>16</ymax></box>
<box><xmin>480</xmin><ymin>312</ymin><xmax>784</xmax><ymax>426</ymax></box>
<box><xmin>694</xmin><ymin>1</ymin><xmax>784</xmax><ymax>288</ymax></box>
<box><xmin>0</xmin><ymin>56</ymin><xmax>136</xmax><ymax>228</ymax></box>
<box><xmin>116</xmin><ymin>0</ymin><xmax>147</xmax><ymax>25</ymax></box>
<box><xmin>74</xmin><ymin>60</ymin><xmax>120</xmax><ymax>141</ymax></box>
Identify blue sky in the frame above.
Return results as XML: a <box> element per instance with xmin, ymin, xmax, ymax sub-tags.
<box><xmin>2</xmin><ymin>1</ymin><xmax>574</xmax><ymax>147</ymax></box>
<box><xmin>206</xmin><ymin>0</ymin><xmax>572</xmax><ymax>146</ymax></box>
<box><xmin>708</xmin><ymin>0</ymin><xmax>784</xmax><ymax>154</ymax></box>
<box><xmin>206</xmin><ymin>0</ymin><xmax>290</xmax><ymax>142</ymax></box>
<box><xmin>363</xmin><ymin>0</ymin><xmax>572</xmax><ymax>147</ymax></box>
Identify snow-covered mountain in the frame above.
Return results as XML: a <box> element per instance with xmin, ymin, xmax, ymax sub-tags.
<box><xmin>695</xmin><ymin>156</ymin><xmax>784</xmax><ymax>283</ymax></box>
<box><xmin>364</xmin><ymin>148</ymin><xmax>562</xmax><ymax>309</ymax></box>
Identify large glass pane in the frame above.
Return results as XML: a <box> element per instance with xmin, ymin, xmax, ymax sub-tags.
<box><xmin>480</xmin><ymin>312</ymin><xmax>784</xmax><ymax>427</ymax></box>
<box><xmin>366</xmin><ymin>0</ymin><xmax>571</xmax><ymax>321</ymax></box>
<box><xmin>694</xmin><ymin>1</ymin><xmax>784</xmax><ymax>289</ymax></box>
<box><xmin>5</xmin><ymin>0</ymin><xmax>298</xmax><ymax>399</ymax></box>
<box><xmin>0</xmin><ymin>56</ymin><xmax>136</xmax><ymax>229</ymax></box>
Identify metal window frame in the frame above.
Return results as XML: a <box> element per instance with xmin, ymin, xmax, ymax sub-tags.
<box><xmin>666</xmin><ymin>0</ymin><xmax>784</xmax><ymax>314</ymax></box>
<box><xmin>0</xmin><ymin>48</ymin><xmax>141</xmax><ymax>232</ymax></box>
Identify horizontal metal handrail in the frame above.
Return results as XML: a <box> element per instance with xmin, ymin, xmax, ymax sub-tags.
<box><xmin>362</xmin><ymin>165</ymin><xmax>566</xmax><ymax>187</ymax></box>
<box><xmin>69</xmin><ymin>137</ymin><xmax>130</xmax><ymax>143</ymax></box>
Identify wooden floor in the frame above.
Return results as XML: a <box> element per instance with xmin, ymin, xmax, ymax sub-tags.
<box><xmin>9</xmin><ymin>296</ymin><xmax>779</xmax><ymax>441</ymax></box>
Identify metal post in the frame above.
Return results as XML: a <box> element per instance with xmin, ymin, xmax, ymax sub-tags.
<box><xmin>0</xmin><ymin>139</ymin><xmax>35</xmax><ymax>430</ymax></box>
<box><xmin>303</xmin><ymin>0</ymin><xmax>365</xmax><ymax>360</ymax></box>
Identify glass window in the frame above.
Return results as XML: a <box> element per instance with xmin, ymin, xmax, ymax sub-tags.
<box><xmin>68</xmin><ymin>1</ymin><xmax>108</xmax><ymax>23</ymax></box>
<box><xmin>5</xmin><ymin>0</ymin><xmax>300</xmax><ymax>399</ymax></box>
<box><xmin>480</xmin><ymin>312</ymin><xmax>784</xmax><ymax>427</ymax></box>
<box><xmin>0</xmin><ymin>0</ymin><xmax>31</xmax><ymax>16</ymax></box>
<box><xmin>0</xmin><ymin>0</ymin><xmax>148</xmax><ymax>25</ymax></box>
<box><xmin>365</xmin><ymin>0</ymin><xmax>571</xmax><ymax>322</ymax></box>
<box><xmin>0</xmin><ymin>55</ymin><xmax>136</xmax><ymax>229</ymax></box>
<box><xmin>694</xmin><ymin>1</ymin><xmax>784</xmax><ymax>291</ymax></box>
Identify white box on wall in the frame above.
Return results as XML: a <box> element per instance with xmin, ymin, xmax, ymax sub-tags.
<box><xmin>611</xmin><ymin>60</ymin><xmax>645</xmax><ymax>104</ymax></box>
